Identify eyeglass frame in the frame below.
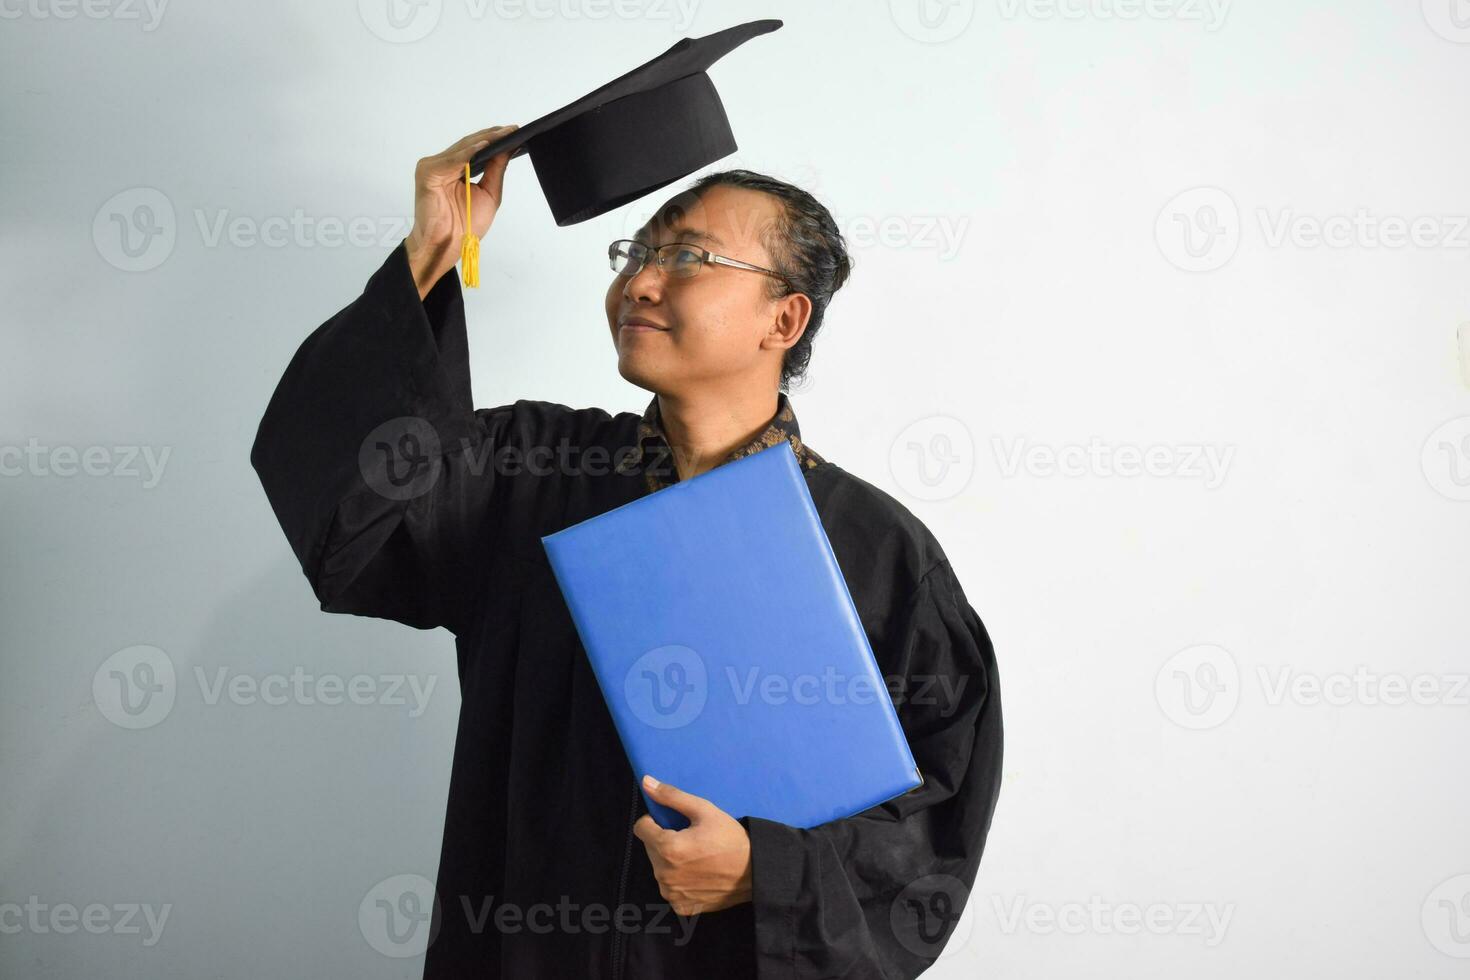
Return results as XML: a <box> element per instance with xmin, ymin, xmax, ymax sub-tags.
<box><xmin>608</xmin><ymin>238</ymin><xmax>792</xmax><ymax>290</ymax></box>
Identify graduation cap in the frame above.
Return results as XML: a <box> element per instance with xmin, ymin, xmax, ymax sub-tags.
<box><xmin>459</xmin><ymin>18</ymin><xmax>782</xmax><ymax>269</ymax></box>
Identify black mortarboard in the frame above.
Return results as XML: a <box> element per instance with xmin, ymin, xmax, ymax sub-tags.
<box><xmin>467</xmin><ymin>18</ymin><xmax>783</xmax><ymax>227</ymax></box>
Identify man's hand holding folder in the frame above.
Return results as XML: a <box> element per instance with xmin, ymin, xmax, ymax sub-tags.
<box><xmin>634</xmin><ymin>774</ymin><xmax>754</xmax><ymax>916</ymax></box>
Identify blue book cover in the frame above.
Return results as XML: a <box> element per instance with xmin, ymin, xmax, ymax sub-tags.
<box><xmin>541</xmin><ymin>440</ymin><xmax>922</xmax><ymax>831</ymax></box>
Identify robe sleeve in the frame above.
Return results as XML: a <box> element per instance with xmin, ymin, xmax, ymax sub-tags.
<box><xmin>739</xmin><ymin>558</ymin><xmax>1003</xmax><ymax>979</ymax></box>
<box><xmin>250</xmin><ymin>240</ymin><xmax>530</xmax><ymax>636</ymax></box>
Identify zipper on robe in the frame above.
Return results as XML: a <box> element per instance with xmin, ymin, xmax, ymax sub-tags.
<box><xmin>610</xmin><ymin>785</ymin><xmax>639</xmax><ymax>980</ymax></box>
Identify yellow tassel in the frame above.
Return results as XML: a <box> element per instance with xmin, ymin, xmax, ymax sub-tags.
<box><xmin>460</xmin><ymin>162</ymin><xmax>480</xmax><ymax>288</ymax></box>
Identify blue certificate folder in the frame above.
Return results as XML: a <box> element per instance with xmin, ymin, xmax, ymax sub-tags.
<box><xmin>540</xmin><ymin>440</ymin><xmax>922</xmax><ymax>831</ymax></box>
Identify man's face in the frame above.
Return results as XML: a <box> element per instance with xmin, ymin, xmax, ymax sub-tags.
<box><xmin>604</xmin><ymin>185</ymin><xmax>803</xmax><ymax>392</ymax></box>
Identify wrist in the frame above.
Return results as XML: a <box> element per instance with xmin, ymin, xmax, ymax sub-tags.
<box><xmin>404</xmin><ymin>235</ymin><xmax>453</xmax><ymax>300</ymax></box>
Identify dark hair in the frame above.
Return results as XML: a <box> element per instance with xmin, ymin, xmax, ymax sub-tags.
<box><xmin>686</xmin><ymin>169</ymin><xmax>852</xmax><ymax>392</ymax></box>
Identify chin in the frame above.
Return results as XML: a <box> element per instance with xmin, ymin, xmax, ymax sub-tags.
<box><xmin>621</xmin><ymin>351</ymin><xmax>680</xmax><ymax>391</ymax></box>
<box><xmin>614</xmin><ymin>358</ymin><xmax>655</xmax><ymax>390</ymax></box>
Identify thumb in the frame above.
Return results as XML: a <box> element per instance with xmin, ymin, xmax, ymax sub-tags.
<box><xmin>474</xmin><ymin>125</ymin><xmax>520</xmax><ymax>204</ymax></box>
<box><xmin>643</xmin><ymin>774</ymin><xmax>712</xmax><ymax>824</ymax></box>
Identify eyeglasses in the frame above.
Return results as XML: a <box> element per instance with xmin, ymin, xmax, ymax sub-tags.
<box><xmin>608</xmin><ymin>239</ymin><xmax>790</xmax><ymax>288</ymax></box>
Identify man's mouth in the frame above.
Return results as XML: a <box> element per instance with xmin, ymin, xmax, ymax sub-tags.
<box><xmin>619</xmin><ymin>316</ymin><xmax>669</xmax><ymax>332</ymax></box>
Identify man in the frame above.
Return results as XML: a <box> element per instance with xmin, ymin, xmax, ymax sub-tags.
<box><xmin>250</xmin><ymin>127</ymin><xmax>1003</xmax><ymax>978</ymax></box>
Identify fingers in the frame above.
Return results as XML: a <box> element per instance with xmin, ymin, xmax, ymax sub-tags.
<box><xmin>446</xmin><ymin>125</ymin><xmax>513</xmax><ymax>157</ymax></box>
<box><xmin>418</xmin><ymin>125</ymin><xmax>520</xmax><ymax>183</ymax></box>
<box><xmin>632</xmin><ymin>814</ymin><xmax>668</xmax><ymax>849</ymax></box>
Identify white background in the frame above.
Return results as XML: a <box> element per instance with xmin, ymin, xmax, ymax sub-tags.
<box><xmin>2</xmin><ymin>0</ymin><xmax>1468</xmax><ymax>977</ymax></box>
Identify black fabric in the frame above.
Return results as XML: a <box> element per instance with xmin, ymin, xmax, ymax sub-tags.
<box><xmin>529</xmin><ymin>73</ymin><xmax>737</xmax><ymax>226</ymax></box>
<box><xmin>466</xmin><ymin>19</ymin><xmax>780</xmax><ymax>225</ymax></box>
<box><xmin>249</xmin><ymin>241</ymin><xmax>1004</xmax><ymax>979</ymax></box>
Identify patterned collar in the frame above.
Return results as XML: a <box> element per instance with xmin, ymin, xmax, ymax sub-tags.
<box><xmin>621</xmin><ymin>391</ymin><xmax>826</xmax><ymax>492</ymax></box>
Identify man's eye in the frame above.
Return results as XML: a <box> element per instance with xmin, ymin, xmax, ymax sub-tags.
<box><xmin>673</xmin><ymin>248</ymin><xmax>701</xmax><ymax>265</ymax></box>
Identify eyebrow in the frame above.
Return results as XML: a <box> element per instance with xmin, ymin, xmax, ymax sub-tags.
<box><xmin>634</xmin><ymin>227</ymin><xmax>724</xmax><ymax>248</ymax></box>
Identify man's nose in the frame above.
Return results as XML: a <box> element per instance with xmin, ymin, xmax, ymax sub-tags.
<box><xmin>623</xmin><ymin>259</ymin><xmax>664</xmax><ymax>303</ymax></box>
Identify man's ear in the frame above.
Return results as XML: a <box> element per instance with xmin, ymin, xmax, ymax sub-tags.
<box><xmin>763</xmin><ymin>293</ymin><xmax>812</xmax><ymax>353</ymax></box>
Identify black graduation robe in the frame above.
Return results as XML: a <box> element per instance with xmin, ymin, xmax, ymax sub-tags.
<box><xmin>249</xmin><ymin>241</ymin><xmax>1004</xmax><ymax>979</ymax></box>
